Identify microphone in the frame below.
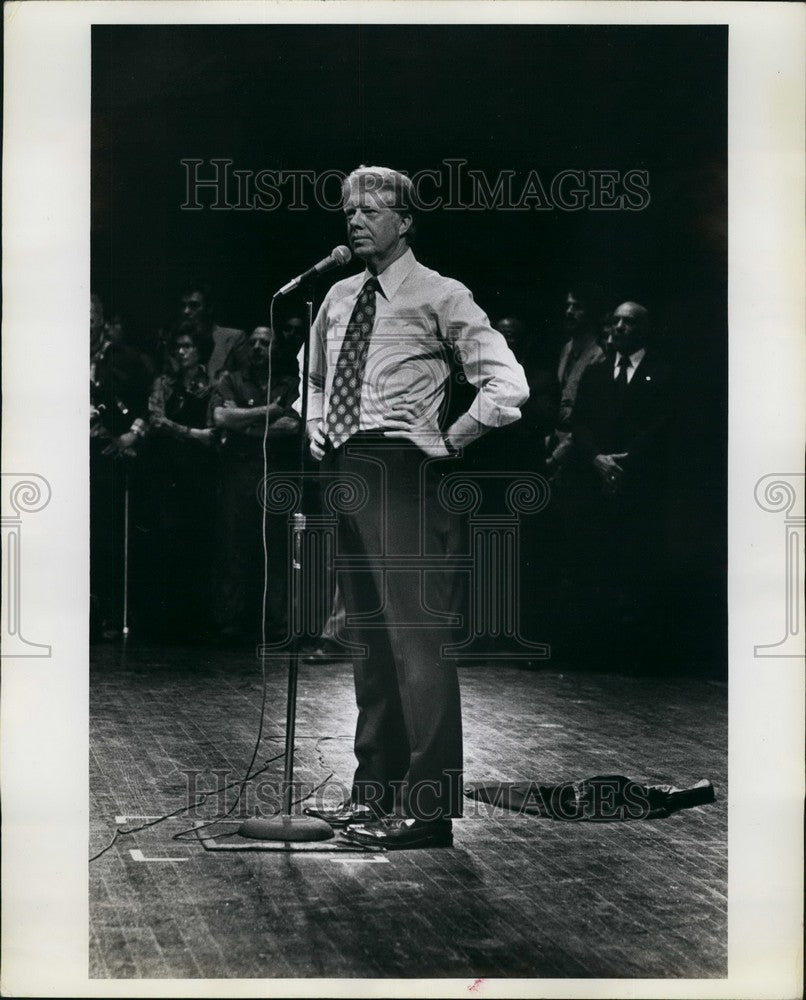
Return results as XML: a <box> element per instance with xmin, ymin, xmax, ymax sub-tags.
<box><xmin>275</xmin><ymin>246</ymin><xmax>352</xmax><ymax>297</ymax></box>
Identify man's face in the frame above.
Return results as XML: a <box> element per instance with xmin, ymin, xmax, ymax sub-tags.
<box><xmin>343</xmin><ymin>182</ymin><xmax>408</xmax><ymax>264</ymax></box>
<box><xmin>495</xmin><ymin>317</ymin><xmax>526</xmax><ymax>355</ymax></box>
<box><xmin>279</xmin><ymin>317</ymin><xmax>305</xmax><ymax>348</ymax></box>
<box><xmin>249</xmin><ymin>328</ymin><xmax>273</xmax><ymax>370</ymax></box>
<box><xmin>611</xmin><ymin>303</ymin><xmax>649</xmax><ymax>354</ymax></box>
<box><xmin>563</xmin><ymin>294</ymin><xmax>588</xmax><ymax>334</ymax></box>
<box><xmin>181</xmin><ymin>291</ymin><xmax>208</xmax><ymax>323</ymax></box>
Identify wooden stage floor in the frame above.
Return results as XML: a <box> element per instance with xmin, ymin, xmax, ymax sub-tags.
<box><xmin>90</xmin><ymin>644</ymin><xmax>727</xmax><ymax>981</ymax></box>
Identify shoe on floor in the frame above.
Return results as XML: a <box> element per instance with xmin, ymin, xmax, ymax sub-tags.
<box><xmin>303</xmin><ymin>801</ymin><xmax>380</xmax><ymax>828</ymax></box>
<box><xmin>340</xmin><ymin>817</ymin><xmax>453</xmax><ymax>850</ymax></box>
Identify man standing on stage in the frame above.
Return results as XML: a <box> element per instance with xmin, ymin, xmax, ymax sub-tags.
<box><xmin>568</xmin><ymin>300</ymin><xmax>673</xmax><ymax>662</ymax></box>
<box><xmin>304</xmin><ymin>165</ymin><xmax>529</xmax><ymax>849</ymax></box>
<box><xmin>546</xmin><ymin>287</ymin><xmax>605</xmax><ymax>478</ymax></box>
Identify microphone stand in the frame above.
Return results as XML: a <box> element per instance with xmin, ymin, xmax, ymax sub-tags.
<box><xmin>122</xmin><ymin>471</ymin><xmax>130</xmax><ymax>639</ymax></box>
<box><xmin>237</xmin><ymin>295</ymin><xmax>335</xmax><ymax>845</ymax></box>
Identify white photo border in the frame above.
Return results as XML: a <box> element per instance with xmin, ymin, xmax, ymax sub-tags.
<box><xmin>2</xmin><ymin>2</ymin><xmax>804</xmax><ymax>997</ymax></box>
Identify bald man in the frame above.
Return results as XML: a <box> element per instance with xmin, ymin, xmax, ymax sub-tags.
<box><xmin>572</xmin><ymin>302</ymin><xmax>665</xmax><ymax>494</ymax></box>
<box><xmin>566</xmin><ymin>301</ymin><xmax>673</xmax><ymax>661</ymax></box>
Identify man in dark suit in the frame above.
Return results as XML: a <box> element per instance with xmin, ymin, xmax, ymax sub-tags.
<box><xmin>566</xmin><ymin>301</ymin><xmax>672</xmax><ymax>661</ymax></box>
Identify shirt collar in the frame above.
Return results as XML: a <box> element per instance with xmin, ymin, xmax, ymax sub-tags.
<box><xmin>616</xmin><ymin>346</ymin><xmax>646</xmax><ymax>368</ymax></box>
<box><xmin>361</xmin><ymin>247</ymin><xmax>417</xmax><ymax>301</ymax></box>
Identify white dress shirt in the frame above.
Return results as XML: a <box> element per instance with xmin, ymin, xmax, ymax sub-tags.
<box><xmin>613</xmin><ymin>347</ymin><xmax>646</xmax><ymax>384</ymax></box>
<box><xmin>308</xmin><ymin>248</ymin><xmax>529</xmax><ymax>439</ymax></box>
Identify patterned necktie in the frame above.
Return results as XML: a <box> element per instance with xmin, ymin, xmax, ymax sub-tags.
<box><xmin>326</xmin><ymin>277</ymin><xmax>379</xmax><ymax>449</ymax></box>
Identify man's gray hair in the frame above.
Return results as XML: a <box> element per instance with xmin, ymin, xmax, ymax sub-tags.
<box><xmin>342</xmin><ymin>165</ymin><xmax>415</xmax><ymax>212</ymax></box>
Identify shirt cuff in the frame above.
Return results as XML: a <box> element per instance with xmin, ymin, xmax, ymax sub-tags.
<box><xmin>469</xmin><ymin>391</ymin><xmax>524</xmax><ymax>428</ymax></box>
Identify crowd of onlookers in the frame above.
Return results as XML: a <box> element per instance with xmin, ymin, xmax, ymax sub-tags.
<box><xmin>90</xmin><ymin>285</ymin><xmax>304</xmax><ymax>645</ymax></box>
<box><xmin>90</xmin><ymin>281</ymin><xmax>680</xmax><ymax>670</ymax></box>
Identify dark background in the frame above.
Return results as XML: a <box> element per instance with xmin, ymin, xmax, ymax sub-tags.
<box><xmin>92</xmin><ymin>24</ymin><xmax>727</xmax><ymax>669</ymax></box>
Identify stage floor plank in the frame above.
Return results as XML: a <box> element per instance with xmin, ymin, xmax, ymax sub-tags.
<box><xmin>90</xmin><ymin>645</ymin><xmax>727</xmax><ymax>980</ymax></box>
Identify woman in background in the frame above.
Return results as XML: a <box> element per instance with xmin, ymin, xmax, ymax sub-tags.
<box><xmin>143</xmin><ymin>322</ymin><xmax>216</xmax><ymax>640</ymax></box>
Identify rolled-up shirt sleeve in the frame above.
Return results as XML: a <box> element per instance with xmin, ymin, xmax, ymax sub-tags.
<box><xmin>440</xmin><ymin>285</ymin><xmax>529</xmax><ymax>427</ymax></box>
<box><xmin>306</xmin><ymin>253</ymin><xmax>529</xmax><ymax>442</ymax></box>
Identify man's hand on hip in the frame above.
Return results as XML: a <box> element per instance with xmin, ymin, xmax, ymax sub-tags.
<box><xmin>383</xmin><ymin>403</ymin><xmax>450</xmax><ymax>458</ymax></box>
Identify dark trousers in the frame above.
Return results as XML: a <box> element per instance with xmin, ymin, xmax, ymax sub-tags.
<box><xmin>557</xmin><ymin>470</ymin><xmax>664</xmax><ymax>665</ymax></box>
<box><xmin>322</xmin><ymin>434</ymin><xmax>464</xmax><ymax>820</ymax></box>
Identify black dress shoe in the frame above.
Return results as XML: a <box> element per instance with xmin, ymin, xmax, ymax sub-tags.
<box><xmin>340</xmin><ymin>817</ymin><xmax>453</xmax><ymax>850</ymax></box>
<box><xmin>302</xmin><ymin>802</ymin><xmax>380</xmax><ymax>828</ymax></box>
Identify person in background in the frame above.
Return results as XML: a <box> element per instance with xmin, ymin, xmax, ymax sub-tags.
<box><xmin>142</xmin><ymin>322</ymin><xmax>216</xmax><ymax>640</ymax></box>
<box><xmin>546</xmin><ymin>287</ymin><xmax>605</xmax><ymax>480</ymax></box>
<box><xmin>567</xmin><ymin>300</ymin><xmax>674</xmax><ymax>665</ymax></box>
<box><xmin>599</xmin><ymin>309</ymin><xmax>616</xmax><ymax>358</ymax></box>
<box><xmin>455</xmin><ymin>314</ymin><xmax>558</xmax><ymax>654</ymax></box>
<box><xmin>178</xmin><ymin>282</ymin><xmax>249</xmax><ymax>385</ymax></box>
<box><xmin>210</xmin><ymin>326</ymin><xmax>301</xmax><ymax>644</ymax></box>
<box><xmin>90</xmin><ymin>294</ymin><xmax>152</xmax><ymax>640</ymax></box>
<box><xmin>276</xmin><ymin>313</ymin><xmax>307</xmax><ymax>355</ymax></box>
<box><xmin>494</xmin><ymin>314</ymin><xmax>557</xmax><ymax>467</ymax></box>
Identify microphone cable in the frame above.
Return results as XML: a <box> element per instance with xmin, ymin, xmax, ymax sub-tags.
<box><xmin>89</xmin><ymin>291</ymin><xmax>350</xmax><ymax>864</ymax></box>
<box><xmin>89</xmin><ymin>731</ymin><xmax>355</xmax><ymax>861</ymax></box>
<box><xmin>179</xmin><ymin>303</ymin><xmax>279</xmax><ymax>843</ymax></box>
<box><xmin>90</xmin><ymin>307</ymin><xmax>280</xmax><ymax>864</ymax></box>
<box><xmin>89</xmin><ymin>748</ymin><xmax>287</xmax><ymax>862</ymax></box>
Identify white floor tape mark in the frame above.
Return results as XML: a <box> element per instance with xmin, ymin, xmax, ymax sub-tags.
<box><xmin>328</xmin><ymin>856</ymin><xmax>389</xmax><ymax>864</ymax></box>
<box><xmin>129</xmin><ymin>848</ymin><xmax>189</xmax><ymax>863</ymax></box>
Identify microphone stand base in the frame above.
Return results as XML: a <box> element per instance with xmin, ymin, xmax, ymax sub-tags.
<box><xmin>237</xmin><ymin>814</ymin><xmax>335</xmax><ymax>842</ymax></box>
